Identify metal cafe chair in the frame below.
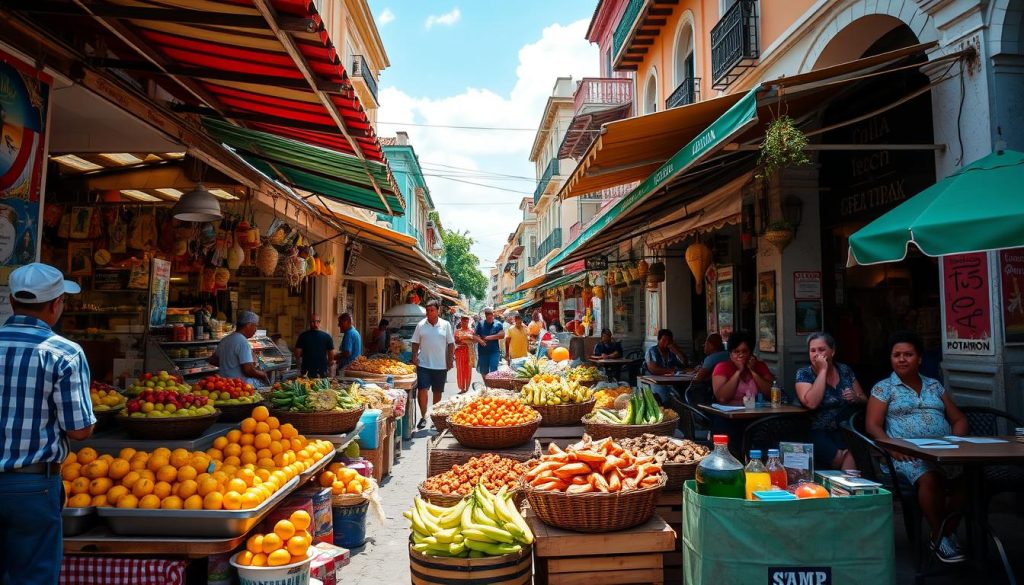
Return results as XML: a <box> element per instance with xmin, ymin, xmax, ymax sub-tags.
<box><xmin>741</xmin><ymin>414</ymin><xmax>811</xmax><ymax>457</ymax></box>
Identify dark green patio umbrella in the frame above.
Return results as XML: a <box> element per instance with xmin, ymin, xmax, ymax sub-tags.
<box><xmin>848</xmin><ymin>149</ymin><xmax>1024</xmax><ymax>265</ymax></box>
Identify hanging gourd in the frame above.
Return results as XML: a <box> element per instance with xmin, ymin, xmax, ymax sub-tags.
<box><xmin>637</xmin><ymin>259</ymin><xmax>649</xmax><ymax>278</ymax></box>
<box><xmin>227</xmin><ymin>234</ymin><xmax>245</xmax><ymax>269</ymax></box>
<box><xmin>257</xmin><ymin>241</ymin><xmax>279</xmax><ymax>276</ymax></box>
<box><xmin>685</xmin><ymin>243</ymin><xmax>712</xmax><ymax>293</ymax></box>
<box><xmin>648</xmin><ymin>261</ymin><xmax>666</xmax><ymax>283</ymax></box>
<box><xmin>322</xmin><ymin>257</ymin><xmax>335</xmax><ymax>276</ymax></box>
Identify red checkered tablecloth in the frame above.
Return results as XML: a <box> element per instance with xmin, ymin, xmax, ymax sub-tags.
<box><xmin>60</xmin><ymin>556</ymin><xmax>186</xmax><ymax>585</ymax></box>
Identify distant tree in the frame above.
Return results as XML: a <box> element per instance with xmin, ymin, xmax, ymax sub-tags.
<box><xmin>441</xmin><ymin>230</ymin><xmax>487</xmax><ymax>300</ymax></box>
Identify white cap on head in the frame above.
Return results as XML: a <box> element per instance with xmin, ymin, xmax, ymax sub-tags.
<box><xmin>9</xmin><ymin>263</ymin><xmax>81</xmax><ymax>303</ymax></box>
<box><xmin>237</xmin><ymin>311</ymin><xmax>259</xmax><ymax>326</ymax></box>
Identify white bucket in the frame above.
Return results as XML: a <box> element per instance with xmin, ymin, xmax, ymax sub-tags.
<box><xmin>230</xmin><ymin>552</ymin><xmax>312</xmax><ymax>585</ymax></box>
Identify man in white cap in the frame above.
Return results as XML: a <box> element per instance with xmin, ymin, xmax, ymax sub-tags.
<box><xmin>0</xmin><ymin>262</ymin><xmax>94</xmax><ymax>583</ymax></box>
<box><xmin>209</xmin><ymin>310</ymin><xmax>270</xmax><ymax>387</ymax></box>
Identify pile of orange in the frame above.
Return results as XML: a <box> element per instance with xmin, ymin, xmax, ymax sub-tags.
<box><xmin>449</xmin><ymin>397</ymin><xmax>538</xmax><ymax>427</ymax></box>
<box><xmin>63</xmin><ymin>405</ymin><xmax>335</xmax><ymax>511</ymax></box>
<box><xmin>234</xmin><ymin>510</ymin><xmax>313</xmax><ymax>567</ymax></box>
<box><xmin>317</xmin><ymin>462</ymin><xmax>372</xmax><ymax>496</ymax></box>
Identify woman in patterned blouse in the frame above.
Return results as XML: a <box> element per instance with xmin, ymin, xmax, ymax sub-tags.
<box><xmin>866</xmin><ymin>331</ymin><xmax>969</xmax><ymax>564</ymax></box>
<box><xmin>794</xmin><ymin>332</ymin><xmax>867</xmax><ymax>470</ymax></box>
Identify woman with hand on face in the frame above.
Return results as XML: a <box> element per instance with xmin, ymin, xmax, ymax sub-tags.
<box><xmin>711</xmin><ymin>330</ymin><xmax>774</xmax><ymax>405</ymax></box>
<box><xmin>794</xmin><ymin>332</ymin><xmax>867</xmax><ymax>470</ymax></box>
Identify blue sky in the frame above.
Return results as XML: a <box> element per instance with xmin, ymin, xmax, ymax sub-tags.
<box><xmin>368</xmin><ymin>2</ymin><xmax>600</xmax><ymax>275</ymax></box>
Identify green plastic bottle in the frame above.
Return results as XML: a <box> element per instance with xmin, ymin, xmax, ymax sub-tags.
<box><xmin>696</xmin><ymin>434</ymin><xmax>745</xmax><ymax>498</ymax></box>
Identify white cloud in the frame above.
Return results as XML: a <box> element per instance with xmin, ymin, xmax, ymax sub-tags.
<box><xmin>424</xmin><ymin>7</ymin><xmax>461</xmax><ymax>29</ymax></box>
<box><xmin>378</xmin><ymin>8</ymin><xmax>395</xmax><ymax>25</ymax></box>
<box><xmin>378</xmin><ymin>19</ymin><xmax>598</xmax><ymax>273</ymax></box>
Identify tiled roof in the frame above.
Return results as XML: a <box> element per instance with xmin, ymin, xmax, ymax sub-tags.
<box><xmin>379</xmin><ymin>137</ymin><xmax>399</xmax><ymax>146</ymax></box>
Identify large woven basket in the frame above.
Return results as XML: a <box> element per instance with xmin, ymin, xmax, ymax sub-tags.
<box><xmin>331</xmin><ymin>481</ymin><xmax>376</xmax><ymax>507</ymax></box>
<box><xmin>530</xmin><ymin>399</ymin><xmax>596</xmax><ymax>427</ymax></box>
<box><xmin>430</xmin><ymin>413</ymin><xmax>450</xmax><ymax>433</ymax></box>
<box><xmin>118</xmin><ymin>410</ymin><xmax>221</xmax><ymax>440</ymax></box>
<box><xmin>581</xmin><ymin>411</ymin><xmax>680</xmax><ymax>440</ymax></box>
<box><xmin>214</xmin><ymin>399</ymin><xmax>264</xmax><ymax>423</ymax></box>
<box><xmin>418</xmin><ymin>482</ymin><xmax>525</xmax><ymax>509</ymax></box>
<box><xmin>483</xmin><ymin>376</ymin><xmax>529</xmax><ymax>391</ymax></box>
<box><xmin>521</xmin><ymin>474</ymin><xmax>666</xmax><ymax>533</ymax></box>
<box><xmin>663</xmin><ymin>460</ymin><xmax>699</xmax><ymax>491</ymax></box>
<box><xmin>427</xmin><ymin>435</ymin><xmax>538</xmax><ymax>478</ymax></box>
<box><xmin>446</xmin><ymin>416</ymin><xmax>541</xmax><ymax>449</ymax></box>
<box><xmin>271</xmin><ymin>404</ymin><xmax>365</xmax><ymax>435</ymax></box>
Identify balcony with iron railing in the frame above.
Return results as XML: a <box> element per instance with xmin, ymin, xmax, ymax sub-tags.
<box><xmin>573</xmin><ymin>78</ymin><xmax>633</xmax><ymax>115</ymax></box>
<box><xmin>611</xmin><ymin>0</ymin><xmax>644</xmax><ymax>63</ymax></box>
<box><xmin>537</xmin><ymin>228</ymin><xmax>563</xmax><ymax>260</ymax></box>
<box><xmin>533</xmin><ymin>158</ymin><xmax>561</xmax><ymax>205</ymax></box>
<box><xmin>666</xmin><ymin>77</ymin><xmax>700</xmax><ymax>109</ymax></box>
<box><xmin>351</xmin><ymin>54</ymin><xmax>379</xmax><ymax>104</ymax></box>
<box><xmin>711</xmin><ymin>0</ymin><xmax>759</xmax><ymax>89</ymax></box>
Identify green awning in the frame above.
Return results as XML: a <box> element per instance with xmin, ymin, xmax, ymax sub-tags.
<box><xmin>537</xmin><ymin>270</ymin><xmax>587</xmax><ymax>292</ymax></box>
<box><xmin>203</xmin><ymin>118</ymin><xmax>404</xmax><ymax>216</ymax></box>
<box><xmin>848</xmin><ymin>149</ymin><xmax>1024</xmax><ymax>265</ymax></box>
<box><xmin>549</xmin><ymin>88</ymin><xmax>760</xmax><ymax>268</ymax></box>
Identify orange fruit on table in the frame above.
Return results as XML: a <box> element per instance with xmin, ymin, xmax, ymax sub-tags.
<box><xmin>183</xmin><ymin>495</ymin><xmax>203</xmax><ymax>510</ymax></box>
<box><xmin>254</xmin><ymin>433</ymin><xmax>271</xmax><ymax>450</ymax></box>
<box><xmin>90</xmin><ymin>494</ymin><xmax>109</xmax><ymax>508</ymax></box>
<box><xmin>212</xmin><ymin>436</ymin><xmax>228</xmax><ymax>450</ymax></box>
<box><xmin>76</xmin><ymin>448</ymin><xmax>98</xmax><ymax>465</ymax></box>
<box><xmin>82</xmin><ymin>459</ymin><xmax>109</xmax><ymax>479</ymax></box>
<box><xmin>246</xmin><ymin>534</ymin><xmax>264</xmax><ymax>555</ymax></box>
<box><xmin>274</xmin><ymin>519</ymin><xmax>296</xmax><ymax>541</ymax></box>
<box><xmin>64</xmin><ymin>452</ymin><xmax>78</xmax><ymax>466</ymax></box>
<box><xmin>197</xmin><ymin>477</ymin><xmax>219</xmax><ymax>497</ymax></box>
<box><xmin>153</xmin><ymin>481</ymin><xmax>172</xmax><ymax>499</ymax></box>
<box><xmin>106</xmin><ymin>485</ymin><xmax>129</xmax><ymax>506</ymax></box>
<box><xmin>161</xmin><ymin>495</ymin><xmax>184</xmax><ymax>509</ymax></box>
<box><xmin>88</xmin><ymin>477</ymin><xmax>113</xmax><ymax>496</ymax></box>
<box><xmin>138</xmin><ymin>494</ymin><xmax>161</xmax><ymax>509</ymax></box>
<box><xmin>267</xmin><ymin>549</ymin><xmax>291</xmax><ymax>567</ymax></box>
<box><xmin>176</xmin><ymin>465</ymin><xmax>198</xmax><ymax>483</ymax></box>
<box><xmin>235</xmin><ymin>551</ymin><xmax>254</xmax><ymax>567</ymax></box>
<box><xmin>70</xmin><ymin>477</ymin><xmax>90</xmax><ymax>495</ymax></box>
<box><xmin>61</xmin><ymin>462</ymin><xmax>82</xmax><ymax>482</ymax></box>
<box><xmin>170</xmin><ymin>448</ymin><xmax>191</xmax><ymax>467</ymax></box>
<box><xmin>132</xmin><ymin>478</ymin><xmax>155</xmax><ymax>498</ymax></box>
<box><xmin>318</xmin><ymin>471</ymin><xmax>336</xmax><ymax>487</ymax></box>
<box><xmin>116</xmin><ymin>494</ymin><xmax>139</xmax><ymax>509</ymax></box>
<box><xmin>286</xmin><ymin>534</ymin><xmax>309</xmax><ymax>557</ymax></box>
<box><xmin>240</xmin><ymin>491</ymin><xmax>261</xmax><ymax>509</ymax></box>
<box><xmin>203</xmin><ymin>492</ymin><xmax>224</xmax><ymax>510</ymax></box>
<box><xmin>177</xmin><ymin>479</ymin><xmax>198</xmax><ymax>499</ymax></box>
<box><xmin>252</xmin><ymin>405</ymin><xmax>269</xmax><ymax>422</ymax></box>
<box><xmin>222</xmin><ymin>491</ymin><xmax>242</xmax><ymax>510</ymax></box>
<box><xmin>261</xmin><ymin>533</ymin><xmax>283</xmax><ymax>554</ymax></box>
<box><xmin>240</xmin><ymin>418</ymin><xmax>257</xmax><ymax>434</ymax></box>
<box><xmin>118</xmin><ymin>447</ymin><xmax>136</xmax><ymax>461</ymax></box>
<box><xmin>250</xmin><ymin>553</ymin><xmax>268</xmax><ymax>567</ymax></box>
<box><xmin>156</xmin><ymin>465</ymin><xmax>178</xmax><ymax>483</ymax></box>
<box><xmin>108</xmin><ymin>458</ymin><xmax>130</xmax><ymax>480</ymax></box>
<box><xmin>67</xmin><ymin>493</ymin><xmax>92</xmax><ymax>507</ymax></box>
<box><xmin>147</xmin><ymin>455</ymin><xmax>169</xmax><ymax>473</ymax></box>
<box><xmin>289</xmin><ymin>510</ymin><xmax>312</xmax><ymax>532</ymax></box>
<box><xmin>794</xmin><ymin>482</ymin><xmax>830</xmax><ymax>499</ymax></box>
<box><xmin>266</xmin><ymin>416</ymin><xmax>280</xmax><ymax>430</ymax></box>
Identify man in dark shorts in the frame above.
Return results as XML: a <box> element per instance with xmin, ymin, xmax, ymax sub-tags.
<box><xmin>293</xmin><ymin>313</ymin><xmax>334</xmax><ymax>377</ymax></box>
<box><xmin>410</xmin><ymin>300</ymin><xmax>455</xmax><ymax>429</ymax></box>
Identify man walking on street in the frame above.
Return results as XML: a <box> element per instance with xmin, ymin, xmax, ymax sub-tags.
<box><xmin>411</xmin><ymin>300</ymin><xmax>455</xmax><ymax>429</ymax></box>
<box><xmin>474</xmin><ymin>306</ymin><xmax>504</xmax><ymax>376</ymax></box>
<box><xmin>335</xmin><ymin>312</ymin><xmax>362</xmax><ymax>372</ymax></box>
<box><xmin>504</xmin><ymin>311</ymin><xmax>529</xmax><ymax>360</ymax></box>
<box><xmin>293</xmin><ymin>314</ymin><xmax>335</xmax><ymax>377</ymax></box>
<box><xmin>0</xmin><ymin>263</ymin><xmax>94</xmax><ymax>584</ymax></box>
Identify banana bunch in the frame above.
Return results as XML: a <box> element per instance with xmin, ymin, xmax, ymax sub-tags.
<box><xmin>521</xmin><ymin>378</ymin><xmax>593</xmax><ymax>406</ymax></box>
<box><xmin>404</xmin><ymin>484</ymin><xmax>533</xmax><ymax>558</ymax></box>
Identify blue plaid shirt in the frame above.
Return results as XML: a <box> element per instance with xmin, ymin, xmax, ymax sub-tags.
<box><xmin>0</xmin><ymin>315</ymin><xmax>94</xmax><ymax>470</ymax></box>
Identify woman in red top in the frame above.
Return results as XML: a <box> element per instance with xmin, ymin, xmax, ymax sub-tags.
<box><xmin>453</xmin><ymin>315</ymin><xmax>475</xmax><ymax>393</ymax></box>
<box><xmin>712</xmin><ymin>330</ymin><xmax>774</xmax><ymax>405</ymax></box>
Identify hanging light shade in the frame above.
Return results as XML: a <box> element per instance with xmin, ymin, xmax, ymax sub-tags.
<box><xmin>685</xmin><ymin>243</ymin><xmax>713</xmax><ymax>294</ymax></box>
<box><xmin>172</xmin><ymin>183</ymin><xmax>222</xmax><ymax>222</ymax></box>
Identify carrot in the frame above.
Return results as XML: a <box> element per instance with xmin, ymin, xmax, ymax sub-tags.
<box><xmin>600</xmin><ymin>456</ymin><xmax>626</xmax><ymax>475</ymax></box>
<box><xmin>590</xmin><ymin>472</ymin><xmax>609</xmax><ymax>492</ymax></box>
<box><xmin>566</xmin><ymin>483</ymin><xmax>594</xmax><ymax>494</ymax></box>
<box><xmin>570</xmin><ymin>475</ymin><xmax>588</xmax><ymax>485</ymax></box>
<box><xmin>534</xmin><ymin>480</ymin><xmax>565</xmax><ymax>491</ymax></box>
<box><xmin>634</xmin><ymin>467</ymin><xmax>647</xmax><ymax>485</ymax></box>
<box><xmin>573</xmin><ymin>450</ymin><xmax>606</xmax><ymax>464</ymax></box>
<box><xmin>524</xmin><ymin>461</ymin><xmax>561</xmax><ymax>479</ymax></box>
<box><xmin>640</xmin><ymin>476</ymin><xmax>660</xmax><ymax>487</ymax></box>
<box><xmin>555</xmin><ymin>462</ymin><xmax>591</xmax><ymax>476</ymax></box>
<box><xmin>529</xmin><ymin>471</ymin><xmax>555</xmax><ymax>486</ymax></box>
<box><xmin>607</xmin><ymin>470</ymin><xmax>622</xmax><ymax>492</ymax></box>
<box><xmin>548</xmin><ymin>443</ymin><xmax>564</xmax><ymax>455</ymax></box>
<box><xmin>641</xmin><ymin>464</ymin><xmax>662</xmax><ymax>475</ymax></box>
<box><xmin>622</xmin><ymin>478</ymin><xmax>637</xmax><ymax>490</ymax></box>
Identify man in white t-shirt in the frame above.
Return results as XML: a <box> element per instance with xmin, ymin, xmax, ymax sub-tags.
<box><xmin>410</xmin><ymin>299</ymin><xmax>455</xmax><ymax>430</ymax></box>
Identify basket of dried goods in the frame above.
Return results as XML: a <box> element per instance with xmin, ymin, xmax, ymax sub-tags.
<box><xmin>582</xmin><ymin>387</ymin><xmax>679</xmax><ymax>439</ymax></box>
<box><xmin>90</xmin><ymin>381</ymin><xmax>126</xmax><ymax>431</ymax></box>
<box><xmin>118</xmin><ymin>388</ymin><xmax>219</xmax><ymax>440</ymax></box>
<box><xmin>344</xmin><ymin>356</ymin><xmax>417</xmax><ymax>387</ymax></box>
<box><xmin>565</xmin><ymin>365</ymin><xmax>604</xmax><ymax>387</ymax></box>
<box><xmin>405</xmin><ymin>484</ymin><xmax>534</xmax><ymax>578</ymax></box>
<box><xmin>520</xmin><ymin>437</ymin><xmax>666</xmax><ymax>533</ymax></box>
<box><xmin>520</xmin><ymin>375</ymin><xmax>596</xmax><ymax>426</ymax></box>
<box><xmin>420</xmin><ymin>454</ymin><xmax>527</xmax><ymax>508</ymax></box>
<box><xmin>447</xmin><ymin>397</ymin><xmax>541</xmax><ymax>449</ymax></box>
<box><xmin>618</xmin><ymin>434</ymin><xmax>710</xmax><ymax>491</ymax></box>
<box><xmin>269</xmin><ymin>378</ymin><xmax>365</xmax><ymax>435</ymax></box>
<box><xmin>190</xmin><ymin>375</ymin><xmax>263</xmax><ymax>422</ymax></box>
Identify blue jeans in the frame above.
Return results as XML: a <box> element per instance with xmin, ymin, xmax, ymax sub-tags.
<box><xmin>0</xmin><ymin>471</ymin><xmax>63</xmax><ymax>584</ymax></box>
<box><xmin>477</xmin><ymin>351</ymin><xmax>499</xmax><ymax>376</ymax></box>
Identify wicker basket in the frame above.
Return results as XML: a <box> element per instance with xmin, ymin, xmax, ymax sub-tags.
<box><xmin>577</xmin><ymin>379</ymin><xmax>604</xmax><ymax>387</ymax></box>
<box><xmin>430</xmin><ymin>413</ymin><xmax>450</xmax><ymax>433</ymax></box>
<box><xmin>663</xmin><ymin>461</ymin><xmax>699</xmax><ymax>491</ymax></box>
<box><xmin>92</xmin><ymin>407</ymin><xmax>124</xmax><ymax>432</ymax></box>
<box><xmin>118</xmin><ymin>410</ymin><xmax>221</xmax><ymax>440</ymax></box>
<box><xmin>522</xmin><ymin>474</ymin><xmax>666</xmax><ymax>533</ymax></box>
<box><xmin>271</xmin><ymin>404</ymin><xmax>365</xmax><ymax>435</ymax></box>
<box><xmin>446</xmin><ymin>416</ymin><xmax>541</xmax><ymax>450</ymax></box>
<box><xmin>213</xmin><ymin>399</ymin><xmax>264</xmax><ymax>423</ymax></box>
<box><xmin>417</xmin><ymin>483</ymin><xmax>525</xmax><ymax>509</ymax></box>
<box><xmin>483</xmin><ymin>376</ymin><xmax>529</xmax><ymax>391</ymax></box>
<box><xmin>530</xmin><ymin>399</ymin><xmax>596</xmax><ymax>427</ymax></box>
<box><xmin>581</xmin><ymin>411</ymin><xmax>680</xmax><ymax>440</ymax></box>
<box><xmin>331</xmin><ymin>482</ymin><xmax>376</xmax><ymax>507</ymax></box>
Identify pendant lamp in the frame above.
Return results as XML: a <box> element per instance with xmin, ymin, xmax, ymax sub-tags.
<box><xmin>172</xmin><ymin>183</ymin><xmax>222</xmax><ymax>222</ymax></box>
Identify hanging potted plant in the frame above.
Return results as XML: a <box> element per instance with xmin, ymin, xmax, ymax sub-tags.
<box><xmin>756</xmin><ymin>115</ymin><xmax>811</xmax><ymax>181</ymax></box>
<box><xmin>763</xmin><ymin>220</ymin><xmax>796</xmax><ymax>252</ymax></box>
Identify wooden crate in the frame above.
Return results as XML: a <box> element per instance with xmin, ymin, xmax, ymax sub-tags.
<box><xmin>529</xmin><ymin>512</ymin><xmax>676</xmax><ymax>585</ymax></box>
<box><xmin>381</xmin><ymin>417</ymin><xmax>396</xmax><ymax>478</ymax></box>
<box><xmin>656</xmin><ymin>491</ymin><xmax>683</xmax><ymax>584</ymax></box>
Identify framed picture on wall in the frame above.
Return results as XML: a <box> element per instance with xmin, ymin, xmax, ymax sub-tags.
<box><xmin>758</xmin><ymin>313</ymin><xmax>777</xmax><ymax>353</ymax></box>
<box><xmin>758</xmin><ymin>271</ymin><xmax>776</xmax><ymax>314</ymax></box>
<box><xmin>67</xmin><ymin>241</ymin><xmax>93</xmax><ymax>276</ymax></box>
<box><xmin>69</xmin><ymin>207</ymin><xmax>93</xmax><ymax>240</ymax></box>
<box><xmin>795</xmin><ymin>300</ymin><xmax>823</xmax><ymax>334</ymax></box>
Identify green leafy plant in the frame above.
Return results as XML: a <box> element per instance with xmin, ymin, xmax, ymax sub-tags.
<box><xmin>756</xmin><ymin>116</ymin><xmax>811</xmax><ymax>180</ymax></box>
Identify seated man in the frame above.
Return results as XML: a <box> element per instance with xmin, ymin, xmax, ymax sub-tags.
<box><xmin>693</xmin><ymin>333</ymin><xmax>729</xmax><ymax>384</ymax></box>
<box><xmin>644</xmin><ymin>328</ymin><xmax>690</xmax><ymax>404</ymax></box>
<box><xmin>593</xmin><ymin>328</ymin><xmax>623</xmax><ymax>358</ymax></box>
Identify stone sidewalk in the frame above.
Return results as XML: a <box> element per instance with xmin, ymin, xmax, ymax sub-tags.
<box><xmin>342</xmin><ymin>368</ymin><xmax>472</xmax><ymax>584</ymax></box>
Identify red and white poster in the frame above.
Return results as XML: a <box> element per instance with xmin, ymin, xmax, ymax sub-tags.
<box><xmin>999</xmin><ymin>248</ymin><xmax>1024</xmax><ymax>344</ymax></box>
<box><xmin>942</xmin><ymin>252</ymin><xmax>993</xmax><ymax>355</ymax></box>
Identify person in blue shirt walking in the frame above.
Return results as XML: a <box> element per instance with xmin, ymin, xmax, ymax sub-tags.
<box><xmin>0</xmin><ymin>263</ymin><xmax>95</xmax><ymax>584</ymax></box>
<box><xmin>474</xmin><ymin>306</ymin><xmax>505</xmax><ymax>376</ymax></box>
<box><xmin>336</xmin><ymin>312</ymin><xmax>362</xmax><ymax>372</ymax></box>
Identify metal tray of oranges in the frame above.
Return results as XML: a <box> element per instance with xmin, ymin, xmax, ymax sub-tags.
<box><xmin>97</xmin><ymin>476</ymin><xmax>299</xmax><ymax>538</ymax></box>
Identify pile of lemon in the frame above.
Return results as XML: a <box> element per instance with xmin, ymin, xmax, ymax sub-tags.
<box><xmin>317</xmin><ymin>462</ymin><xmax>373</xmax><ymax>495</ymax></box>
<box><xmin>63</xmin><ymin>405</ymin><xmax>335</xmax><ymax>511</ymax></box>
<box><xmin>234</xmin><ymin>510</ymin><xmax>313</xmax><ymax>567</ymax></box>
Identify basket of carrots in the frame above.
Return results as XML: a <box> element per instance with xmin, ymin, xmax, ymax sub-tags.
<box><xmin>447</xmin><ymin>397</ymin><xmax>541</xmax><ymax>449</ymax></box>
<box><xmin>519</xmin><ymin>436</ymin><xmax>666</xmax><ymax>533</ymax></box>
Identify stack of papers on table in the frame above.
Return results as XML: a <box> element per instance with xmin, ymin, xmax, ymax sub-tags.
<box><xmin>905</xmin><ymin>438</ymin><xmax>958</xmax><ymax>449</ymax></box>
<box><xmin>942</xmin><ymin>436</ymin><xmax>1008</xmax><ymax>444</ymax></box>
<box><xmin>711</xmin><ymin>403</ymin><xmax>746</xmax><ymax>412</ymax></box>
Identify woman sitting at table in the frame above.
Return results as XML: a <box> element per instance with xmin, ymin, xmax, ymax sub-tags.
<box><xmin>866</xmin><ymin>331</ymin><xmax>968</xmax><ymax>564</ymax></box>
<box><xmin>593</xmin><ymin>328</ymin><xmax>623</xmax><ymax>359</ymax></box>
<box><xmin>794</xmin><ymin>332</ymin><xmax>867</xmax><ymax>470</ymax></box>
<box><xmin>712</xmin><ymin>330</ymin><xmax>773</xmax><ymax>405</ymax></box>
<box><xmin>644</xmin><ymin>329</ymin><xmax>690</xmax><ymax>404</ymax></box>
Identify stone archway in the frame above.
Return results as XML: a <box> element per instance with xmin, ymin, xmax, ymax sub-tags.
<box><xmin>989</xmin><ymin>0</ymin><xmax>1024</xmax><ymax>56</ymax></box>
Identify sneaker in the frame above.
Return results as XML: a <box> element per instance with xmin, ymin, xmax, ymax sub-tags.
<box><xmin>417</xmin><ymin>417</ymin><xmax>427</xmax><ymax>430</ymax></box>
<box><xmin>933</xmin><ymin>535</ymin><xmax>966</xmax><ymax>564</ymax></box>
